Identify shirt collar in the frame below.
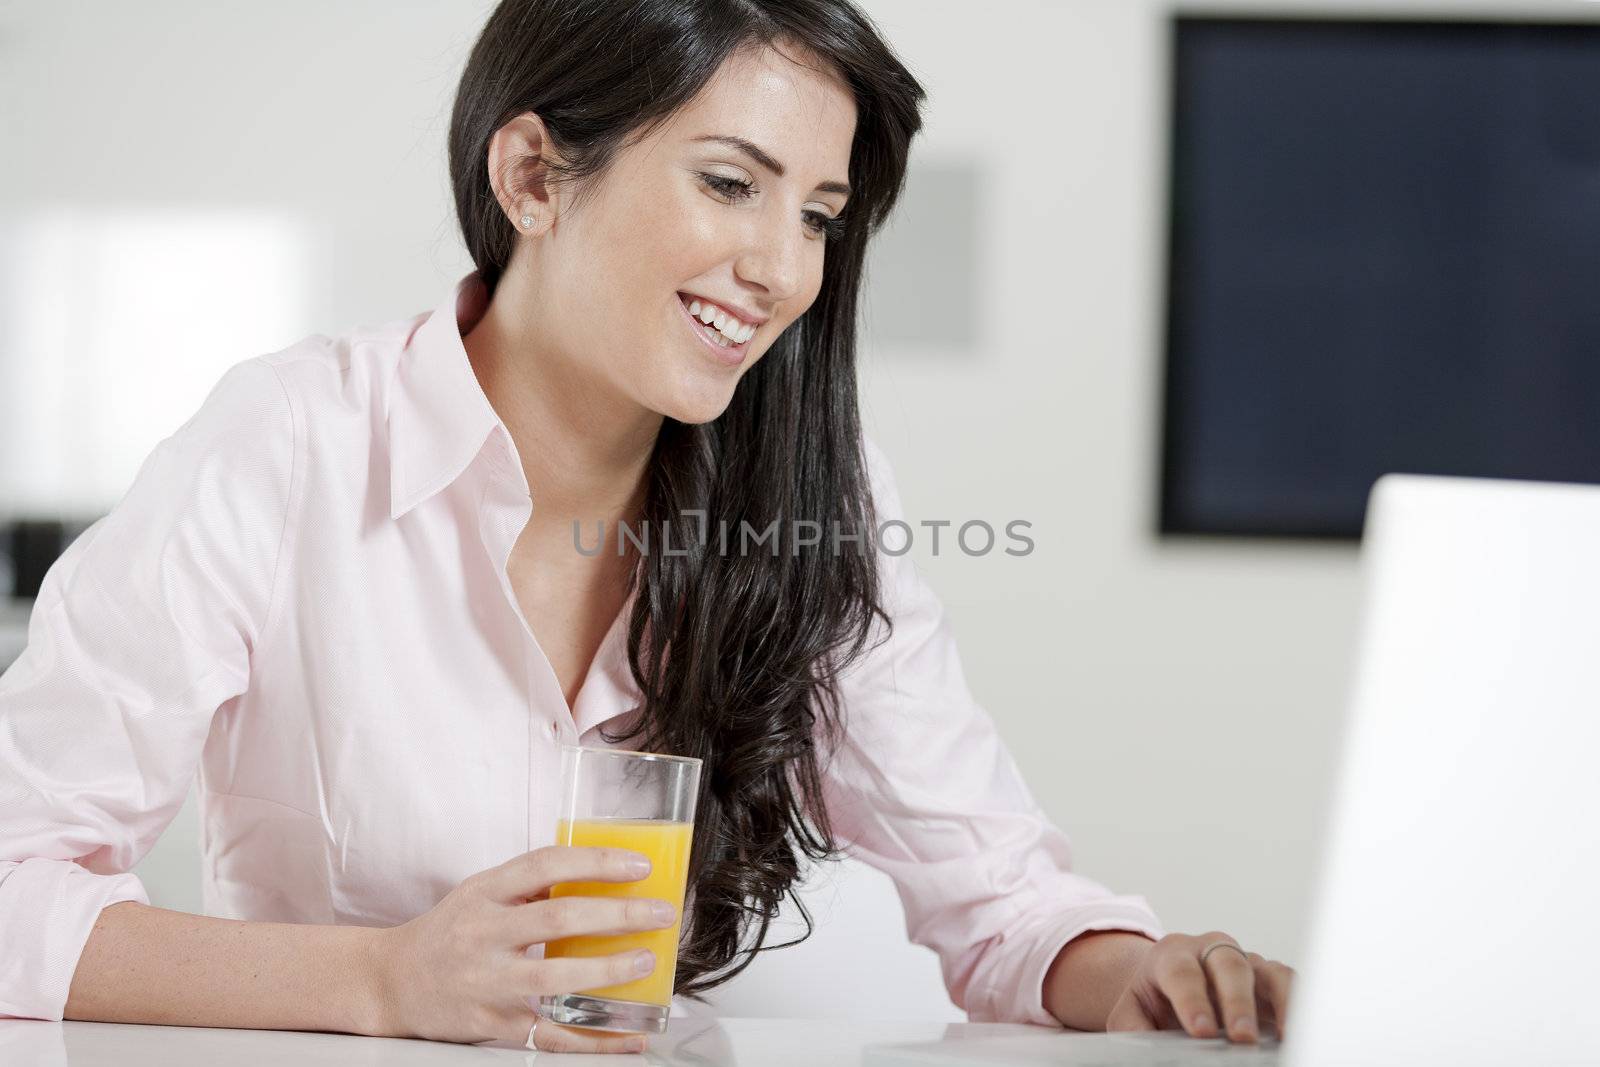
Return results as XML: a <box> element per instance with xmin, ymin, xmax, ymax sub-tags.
<box><xmin>388</xmin><ymin>270</ymin><xmax>503</xmax><ymax>520</ymax></box>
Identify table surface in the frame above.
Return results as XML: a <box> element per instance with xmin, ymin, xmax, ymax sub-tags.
<box><xmin>1</xmin><ymin>1017</ymin><xmax>1283</xmax><ymax>1066</ymax></box>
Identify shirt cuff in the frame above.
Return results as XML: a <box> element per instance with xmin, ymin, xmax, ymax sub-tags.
<box><xmin>965</xmin><ymin>897</ymin><xmax>1167</xmax><ymax>1027</ymax></box>
<box><xmin>0</xmin><ymin>859</ymin><xmax>150</xmax><ymax>1020</ymax></box>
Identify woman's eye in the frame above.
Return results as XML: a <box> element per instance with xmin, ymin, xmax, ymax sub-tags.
<box><xmin>803</xmin><ymin>211</ymin><xmax>847</xmax><ymax>241</ymax></box>
<box><xmin>699</xmin><ymin>172</ymin><xmax>846</xmax><ymax>242</ymax></box>
<box><xmin>699</xmin><ymin>173</ymin><xmax>753</xmax><ymax>200</ymax></box>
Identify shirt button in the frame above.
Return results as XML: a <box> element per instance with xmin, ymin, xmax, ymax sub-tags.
<box><xmin>549</xmin><ymin>721</ymin><xmax>560</xmax><ymax>738</ymax></box>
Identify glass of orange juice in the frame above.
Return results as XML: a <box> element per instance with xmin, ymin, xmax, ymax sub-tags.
<box><xmin>535</xmin><ymin>744</ymin><xmax>701</xmax><ymax>1035</ymax></box>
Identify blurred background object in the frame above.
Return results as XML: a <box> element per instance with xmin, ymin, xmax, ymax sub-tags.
<box><xmin>2</xmin><ymin>0</ymin><xmax>1597</xmax><ymax>1022</ymax></box>
<box><xmin>1161</xmin><ymin>16</ymin><xmax>1600</xmax><ymax>538</ymax></box>
<box><xmin>4</xmin><ymin>517</ymin><xmax>97</xmax><ymax>597</ymax></box>
<box><xmin>0</xmin><ymin>209</ymin><xmax>309</xmax><ymax>514</ymax></box>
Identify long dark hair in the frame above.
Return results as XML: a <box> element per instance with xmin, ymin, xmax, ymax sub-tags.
<box><xmin>448</xmin><ymin>0</ymin><xmax>925</xmax><ymax>999</ymax></box>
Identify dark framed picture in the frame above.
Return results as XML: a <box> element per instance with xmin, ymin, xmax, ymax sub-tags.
<box><xmin>1159</xmin><ymin>15</ymin><xmax>1600</xmax><ymax>539</ymax></box>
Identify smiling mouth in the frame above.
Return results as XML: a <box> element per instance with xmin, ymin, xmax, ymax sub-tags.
<box><xmin>676</xmin><ymin>292</ymin><xmax>753</xmax><ymax>365</ymax></box>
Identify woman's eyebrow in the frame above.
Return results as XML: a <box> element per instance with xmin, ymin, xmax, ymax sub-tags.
<box><xmin>690</xmin><ymin>133</ymin><xmax>851</xmax><ymax>197</ymax></box>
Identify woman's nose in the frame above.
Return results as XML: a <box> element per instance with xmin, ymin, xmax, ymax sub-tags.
<box><xmin>734</xmin><ymin>222</ymin><xmax>806</xmax><ymax>303</ymax></box>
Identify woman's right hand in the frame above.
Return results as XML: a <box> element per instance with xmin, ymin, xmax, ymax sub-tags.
<box><xmin>368</xmin><ymin>845</ymin><xmax>679</xmax><ymax>1051</ymax></box>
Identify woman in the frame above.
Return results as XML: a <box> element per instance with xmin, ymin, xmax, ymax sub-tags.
<box><xmin>0</xmin><ymin>0</ymin><xmax>1295</xmax><ymax>1054</ymax></box>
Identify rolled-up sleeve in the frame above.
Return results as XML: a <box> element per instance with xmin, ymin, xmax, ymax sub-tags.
<box><xmin>823</xmin><ymin>438</ymin><xmax>1166</xmax><ymax>1027</ymax></box>
<box><xmin>0</xmin><ymin>357</ymin><xmax>297</xmax><ymax>1020</ymax></box>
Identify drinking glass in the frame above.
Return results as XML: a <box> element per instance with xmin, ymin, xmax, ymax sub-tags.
<box><xmin>535</xmin><ymin>744</ymin><xmax>701</xmax><ymax>1035</ymax></box>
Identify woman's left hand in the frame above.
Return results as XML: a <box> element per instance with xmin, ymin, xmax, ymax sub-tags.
<box><xmin>1104</xmin><ymin>931</ymin><xmax>1295</xmax><ymax>1043</ymax></box>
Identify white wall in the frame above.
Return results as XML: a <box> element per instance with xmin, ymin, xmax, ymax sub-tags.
<box><xmin>9</xmin><ymin>0</ymin><xmax>1570</xmax><ymax>1020</ymax></box>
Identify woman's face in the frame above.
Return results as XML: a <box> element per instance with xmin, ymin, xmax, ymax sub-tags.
<box><xmin>508</xmin><ymin>42</ymin><xmax>858</xmax><ymax>425</ymax></box>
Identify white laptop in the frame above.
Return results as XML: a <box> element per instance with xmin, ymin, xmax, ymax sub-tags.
<box><xmin>864</xmin><ymin>474</ymin><xmax>1600</xmax><ymax>1067</ymax></box>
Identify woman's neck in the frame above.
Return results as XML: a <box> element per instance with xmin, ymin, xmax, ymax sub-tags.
<box><xmin>463</xmin><ymin>279</ymin><xmax>660</xmax><ymax>527</ymax></box>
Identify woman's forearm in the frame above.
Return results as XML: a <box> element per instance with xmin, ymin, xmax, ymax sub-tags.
<box><xmin>1041</xmin><ymin>930</ymin><xmax>1156</xmax><ymax>1030</ymax></box>
<box><xmin>64</xmin><ymin>900</ymin><xmax>387</xmax><ymax>1035</ymax></box>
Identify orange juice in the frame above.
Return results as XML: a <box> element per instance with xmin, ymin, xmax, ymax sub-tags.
<box><xmin>544</xmin><ymin>817</ymin><xmax>694</xmax><ymax>1005</ymax></box>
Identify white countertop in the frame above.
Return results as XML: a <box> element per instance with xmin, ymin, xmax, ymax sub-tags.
<box><xmin>0</xmin><ymin>1017</ymin><xmax>1281</xmax><ymax>1066</ymax></box>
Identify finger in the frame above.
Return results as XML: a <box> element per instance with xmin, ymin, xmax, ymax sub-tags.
<box><xmin>476</xmin><ymin>846</ymin><xmax>652</xmax><ymax>903</ymax></box>
<box><xmin>1251</xmin><ymin>955</ymin><xmax>1294</xmax><ymax>1038</ymax></box>
<box><xmin>1151</xmin><ymin>949</ymin><xmax>1222</xmax><ymax>1038</ymax></box>
<box><xmin>520</xmin><ymin>947</ymin><xmax>661</xmax><ymax>995</ymax></box>
<box><xmin>513</xmin><ymin>894</ymin><xmax>677</xmax><ymax>946</ymax></box>
<box><xmin>482</xmin><ymin>1004</ymin><xmax>645</xmax><ymax>1053</ymax></box>
<box><xmin>1199</xmin><ymin>939</ymin><xmax>1258</xmax><ymax>1043</ymax></box>
<box><xmin>1252</xmin><ymin>981</ymin><xmax>1278</xmax><ymax>1038</ymax></box>
<box><xmin>1277</xmin><ymin>963</ymin><xmax>1296</xmax><ymax>1037</ymax></box>
<box><xmin>1104</xmin><ymin>989</ymin><xmax>1159</xmax><ymax>1032</ymax></box>
<box><xmin>531</xmin><ymin>1017</ymin><xmax>649</xmax><ymax>1054</ymax></box>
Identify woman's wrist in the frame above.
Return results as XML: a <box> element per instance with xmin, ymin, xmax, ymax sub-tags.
<box><xmin>1041</xmin><ymin>930</ymin><xmax>1157</xmax><ymax>1031</ymax></box>
<box><xmin>355</xmin><ymin>924</ymin><xmax>405</xmax><ymax>1038</ymax></box>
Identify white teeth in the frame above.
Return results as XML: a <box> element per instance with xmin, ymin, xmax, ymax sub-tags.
<box><xmin>684</xmin><ymin>295</ymin><xmax>754</xmax><ymax>346</ymax></box>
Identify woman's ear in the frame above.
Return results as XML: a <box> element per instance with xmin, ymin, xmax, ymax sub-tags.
<box><xmin>487</xmin><ymin>111</ymin><xmax>564</xmax><ymax>237</ymax></box>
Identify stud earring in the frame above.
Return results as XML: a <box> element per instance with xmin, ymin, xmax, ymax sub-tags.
<box><xmin>519</xmin><ymin>214</ymin><xmax>535</xmax><ymax>229</ymax></box>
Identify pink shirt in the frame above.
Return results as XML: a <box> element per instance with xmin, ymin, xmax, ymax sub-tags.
<box><xmin>0</xmin><ymin>272</ymin><xmax>1164</xmax><ymax>1025</ymax></box>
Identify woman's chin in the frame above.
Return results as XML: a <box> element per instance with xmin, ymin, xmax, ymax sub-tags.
<box><xmin>650</xmin><ymin>371</ymin><xmax>742</xmax><ymax>425</ymax></box>
<box><xmin>660</xmin><ymin>392</ymin><xmax>736</xmax><ymax>426</ymax></box>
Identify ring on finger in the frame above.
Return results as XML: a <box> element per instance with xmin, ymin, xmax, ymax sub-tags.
<box><xmin>1199</xmin><ymin>940</ymin><xmax>1249</xmax><ymax>967</ymax></box>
